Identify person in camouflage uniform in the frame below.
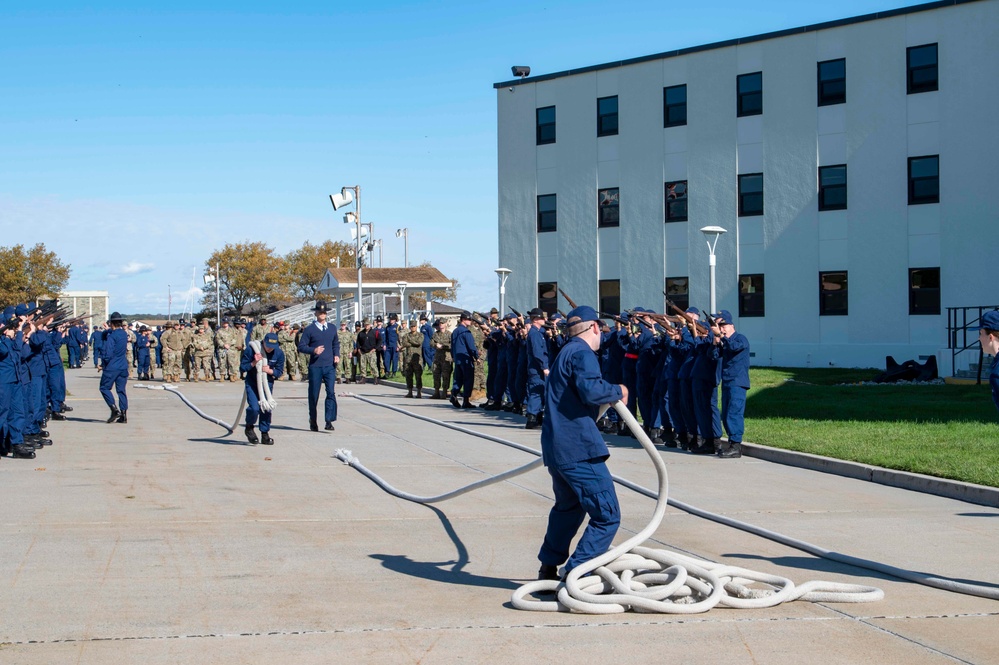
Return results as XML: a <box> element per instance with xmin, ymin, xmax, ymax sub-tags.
<box><xmin>336</xmin><ymin>320</ymin><xmax>354</xmax><ymax>384</ymax></box>
<box><xmin>191</xmin><ymin>327</ymin><xmax>214</xmax><ymax>381</ymax></box>
<box><xmin>355</xmin><ymin>318</ymin><xmax>379</xmax><ymax>383</ymax></box>
<box><xmin>293</xmin><ymin>324</ymin><xmax>309</xmax><ymax>381</ymax></box>
<box><xmin>146</xmin><ymin>327</ymin><xmax>158</xmax><ymax>380</ymax></box>
<box><xmin>250</xmin><ymin>317</ymin><xmax>268</xmax><ymax>344</ymax></box>
<box><xmin>175</xmin><ymin>322</ymin><xmax>193</xmax><ymax>381</ymax></box>
<box><xmin>277</xmin><ymin>322</ymin><xmax>298</xmax><ymax>381</ymax></box>
<box><xmin>125</xmin><ymin>325</ymin><xmax>137</xmax><ymax>378</ymax></box>
<box><xmin>400</xmin><ymin>319</ymin><xmax>424</xmax><ymax>398</ymax></box>
<box><xmin>469</xmin><ymin>318</ymin><xmax>487</xmax><ymax>401</ymax></box>
<box><xmin>159</xmin><ymin>322</ymin><xmax>181</xmax><ymax>382</ymax></box>
<box><xmin>214</xmin><ymin>319</ymin><xmax>240</xmax><ymax>382</ymax></box>
<box><xmin>431</xmin><ymin>318</ymin><xmax>452</xmax><ymax>399</ymax></box>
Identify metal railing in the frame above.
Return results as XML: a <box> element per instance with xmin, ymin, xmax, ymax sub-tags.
<box><xmin>946</xmin><ymin>305</ymin><xmax>998</xmax><ymax>382</ymax></box>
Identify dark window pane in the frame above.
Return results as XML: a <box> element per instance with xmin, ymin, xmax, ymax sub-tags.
<box><xmin>819</xmin><ymin>271</ymin><xmax>848</xmax><ymax>316</ymax></box>
<box><xmin>908</xmin><ymin>156</ymin><xmax>939</xmax><ymax>205</ymax></box>
<box><xmin>664</xmin><ymin>84</ymin><xmax>687</xmax><ymax>128</ymax></box>
<box><xmin>818</xmin><ymin>59</ymin><xmax>846</xmax><ymax>106</ymax></box>
<box><xmin>598</xmin><ymin>188</ymin><xmax>620</xmax><ymax>228</ymax></box>
<box><xmin>538</xmin><ymin>282</ymin><xmax>558</xmax><ymax>315</ymax></box>
<box><xmin>665</xmin><ymin>180</ymin><xmax>688</xmax><ymax>222</ymax></box>
<box><xmin>599</xmin><ymin>280</ymin><xmax>621</xmax><ymax>317</ymax></box>
<box><xmin>909</xmin><ymin>268</ymin><xmax>941</xmax><ymax>315</ymax></box>
<box><xmin>739</xmin><ymin>274</ymin><xmax>765</xmax><ymax>318</ymax></box>
<box><xmin>666</xmin><ymin>277</ymin><xmax>689</xmax><ymax>312</ymax></box>
<box><xmin>536</xmin><ymin>106</ymin><xmax>556</xmax><ymax>145</ymax></box>
<box><xmin>598</xmin><ymin>96</ymin><xmax>618</xmax><ymax>136</ymax></box>
<box><xmin>737</xmin><ymin>72</ymin><xmax>762</xmax><ymax>116</ymax></box>
<box><xmin>819</xmin><ymin>165</ymin><xmax>847</xmax><ymax>211</ymax></box>
<box><xmin>537</xmin><ymin>194</ymin><xmax>557</xmax><ymax>232</ymax></box>
<box><xmin>738</xmin><ymin>174</ymin><xmax>763</xmax><ymax>216</ymax></box>
<box><xmin>907</xmin><ymin>44</ymin><xmax>938</xmax><ymax>94</ymax></box>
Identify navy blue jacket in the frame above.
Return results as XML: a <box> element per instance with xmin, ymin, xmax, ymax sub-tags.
<box><xmin>450</xmin><ymin>324</ymin><xmax>478</xmax><ymax>364</ymax></box>
<box><xmin>240</xmin><ymin>345</ymin><xmax>285</xmax><ymax>383</ymax></box>
<box><xmin>719</xmin><ymin>332</ymin><xmax>751</xmax><ymax>389</ymax></box>
<box><xmin>25</xmin><ymin>333</ymin><xmax>47</xmax><ymax>380</ymax></box>
<box><xmin>0</xmin><ymin>333</ymin><xmax>29</xmax><ymax>384</ymax></box>
<box><xmin>34</xmin><ymin>330</ymin><xmax>64</xmax><ymax>369</ymax></box>
<box><xmin>297</xmin><ymin>321</ymin><xmax>341</xmax><ymax>368</ymax></box>
<box><xmin>383</xmin><ymin>322</ymin><xmax>399</xmax><ymax>349</ymax></box>
<box><xmin>540</xmin><ymin>337</ymin><xmax>624</xmax><ymax>469</ymax></box>
<box><xmin>100</xmin><ymin>328</ymin><xmax>130</xmax><ymax>372</ymax></box>
<box><xmin>526</xmin><ymin>325</ymin><xmax>549</xmax><ymax>375</ymax></box>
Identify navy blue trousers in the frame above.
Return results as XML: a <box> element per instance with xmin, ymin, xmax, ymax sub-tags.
<box><xmin>0</xmin><ymin>382</ymin><xmax>26</xmax><ymax>447</ymax></box>
<box><xmin>721</xmin><ymin>385</ymin><xmax>747</xmax><ymax>443</ymax></box>
<box><xmin>307</xmin><ymin>365</ymin><xmax>338</xmax><ymax>424</ymax></box>
<box><xmin>621</xmin><ymin>359</ymin><xmax>638</xmax><ymax>416</ymax></box>
<box><xmin>383</xmin><ymin>348</ymin><xmax>398</xmax><ymax>374</ymax></box>
<box><xmin>99</xmin><ymin>369</ymin><xmax>128</xmax><ymax>411</ymax></box>
<box><xmin>245</xmin><ymin>380</ymin><xmax>274</xmax><ymax>432</ymax></box>
<box><xmin>692</xmin><ymin>380</ymin><xmax>722</xmax><ymax>439</ymax></box>
<box><xmin>525</xmin><ymin>370</ymin><xmax>545</xmax><ymax>416</ymax></box>
<box><xmin>677</xmin><ymin>377</ymin><xmax>698</xmax><ymax>436</ymax></box>
<box><xmin>539</xmin><ymin>459</ymin><xmax>620</xmax><ymax>574</ymax></box>
<box><xmin>451</xmin><ymin>361</ymin><xmax>473</xmax><ymax>399</ymax></box>
<box><xmin>22</xmin><ymin>376</ymin><xmax>45</xmax><ymax>435</ymax></box>
<box><xmin>68</xmin><ymin>344</ymin><xmax>80</xmax><ymax>368</ymax></box>
<box><xmin>137</xmin><ymin>348</ymin><xmax>150</xmax><ymax>375</ymax></box>
<box><xmin>46</xmin><ymin>364</ymin><xmax>66</xmax><ymax>412</ymax></box>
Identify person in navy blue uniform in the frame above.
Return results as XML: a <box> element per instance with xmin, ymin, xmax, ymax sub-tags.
<box><xmin>21</xmin><ymin>308</ymin><xmax>50</xmax><ymax>448</ymax></box>
<box><xmin>712</xmin><ymin>310</ymin><xmax>750</xmax><ymax>458</ymax></box>
<box><xmin>449</xmin><ymin>311</ymin><xmax>479</xmax><ymax>409</ymax></box>
<box><xmin>524</xmin><ymin>308</ymin><xmax>549</xmax><ymax>429</ymax></box>
<box><xmin>99</xmin><ymin>312</ymin><xmax>130</xmax><ymax>423</ymax></box>
<box><xmin>1</xmin><ymin>314</ymin><xmax>35</xmax><ymax>458</ymax></box>
<box><xmin>296</xmin><ymin>301</ymin><xmax>341</xmax><ymax>432</ymax></box>
<box><xmin>136</xmin><ymin>326</ymin><xmax>151</xmax><ymax>380</ymax></box>
<box><xmin>536</xmin><ymin>305</ymin><xmax>627</xmax><ymax>584</ymax></box>
<box><xmin>66</xmin><ymin>323</ymin><xmax>82</xmax><ymax>368</ymax></box>
<box><xmin>675</xmin><ymin>308</ymin><xmax>701</xmax><ymax>451</ymax></box>
<box><xmin>241</xmin><ymin>332</ymin><xmax>284</xmax><ymax>445</ymax></box>
<box><xmin>89</xmin><ymin>324</ymin><xmax>104</xmax><ymax>368</ymax></box>
<box><xmin>972</xmin><ymin>310</ymin><xmax>999</xmax><ymax>414</ymax></box>
<box><xmin>691</xmin><ymin>312</ymin><xmax>722</xmax><ymax>455</ymax></box>
<box><xmin>419</xmin><ymin>313</ymin><xmax>435</xmax><ymax>369</ymax></box>
<box><xmin>37</xmin><ymin>320</ymin><xmax>69</xmax><ymax>419</ymax></box>
<box><xmin>382</xmin><ymin>314</ymin><xmax>400</xmax><ymax>378</ymax></box>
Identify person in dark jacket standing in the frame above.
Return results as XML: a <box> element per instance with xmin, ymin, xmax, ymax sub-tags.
<box><xmin>1</xmin><ymin>314</ymin><xmax>35</xmax><ymax>458</ymax></box>
<box><xmin>972</xmin><ymin>310</ymin><xmax>999</xmax><ymax>414</ymax></box>
<box><xmin>536</xmin><ymin>305</ymin><xmax>626</xmax><ymax>584</ymax></box>
<box><xmin>712</xmin><ymin>310</ymin><xmax>750</xmax><ymax>458</ymax></box>
<box><xmin>449</xmin><ymin>311</ymin><xmax>479</xmax><ymax>409</ymax></box>
<box><xmin>524</xmin><ymin>308</ymin><xmax>549</xmax><ymax>429</ymax></box>
<box><xmin>297</xmin><ymin>301</ymin><xmax>341</xmax><ymax>432</ymax></box>
<box><xmin>241</xmin><ymin>332</ymin><xmax>284</xmax><ymax>444</ymax></box>
<box><xmin>99</xmin><ymin>312</ymin><xmax>129</xmax><ymax>423</ymax></box>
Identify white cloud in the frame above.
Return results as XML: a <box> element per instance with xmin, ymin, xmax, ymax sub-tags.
<box><xmin>121</xmin><ymin>261</ymin><xmax>155</xmax><ymax>276</ymax></box>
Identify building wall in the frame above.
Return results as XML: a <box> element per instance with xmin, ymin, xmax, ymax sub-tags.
<box><xmin>496</xmin><ymin>0</ymin><xmax>999</xmax><ymax>368</ymax></box>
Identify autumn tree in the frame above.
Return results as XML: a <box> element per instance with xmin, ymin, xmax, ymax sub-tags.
<box><xmin>0</xmin><ymin>243</ymin><xmax>71</xmax><ymax>305</ymax></box>
<box><xmin>284</xmin><ymin>240</ymin><xmax>354</xmax><ymax>301</ymax></box>
<box><xmin>201</xmin><ymin>241</ymin><xmax>287</xmax><ymax>315</ymax></box>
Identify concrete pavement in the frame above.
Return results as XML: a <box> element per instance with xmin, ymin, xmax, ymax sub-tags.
<box><xmin>1</xmin><ymin>367</ymin><xmax>997</xmax><ymax>664</ymax></box>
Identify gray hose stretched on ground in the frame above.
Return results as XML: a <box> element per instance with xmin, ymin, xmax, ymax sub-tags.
<box><xmin>338</xmin><ymin>393</ymin><xmax>999</xmax><ymax>605</ymax></box>
<box><xmin>134</xmin><ymin>383</ymin><xmax>247</xmax><ymax>435</ymax></box>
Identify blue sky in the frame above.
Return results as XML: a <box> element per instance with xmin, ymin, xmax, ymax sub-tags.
<box><xmin>0</xmin><ymin>0</ymin><xmax>927</xmax><ymax>314</ymax></box>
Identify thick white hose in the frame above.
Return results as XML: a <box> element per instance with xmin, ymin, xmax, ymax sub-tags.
<box><xmin>134</xmin><ymin>383</ymin><xmax>246</xmax><ymax>435</ymax></box>
<box><xmin>247</xmin><ymin>340</ymin><xmax>277</xmax><ymax>413</ymax></box>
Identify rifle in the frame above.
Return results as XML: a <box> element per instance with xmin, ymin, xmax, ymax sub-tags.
<box><xmin>600</xmin><ymin>311</ymin><xmax>630</xmax><ymax>327</ymax></box>
<box><xmin>557</xmin><ymin>288</ymin><xmax>578</xmax><ymax>309</ymax></box>
<box><xmin>508</xmin><ymin>306</ymin><xmax>523</xmax><ymax>319</ymax></box>
<box><xmin>557</xmin><ymin>309</ymin><xmax>568</xmax><ymax>320</ymax></box>
<box><xmin>662</xmin><ymin>294</ymin><xmax>709</xmax><ymax>335</ymax></box>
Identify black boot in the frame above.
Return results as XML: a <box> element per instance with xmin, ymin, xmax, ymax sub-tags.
<box><xmin>11</xmin><ymin>444</ymin><xmax>36</xmax><ymax>459</ymax></box>
<box><xmin>245</xmin><ymin>426</ymin><xmax>259</xmax><ymax>444</ymax></box>
<box><xmin>106</xmin><ymin>408</ymin><xmax>121</xmax><ymax>424</ymax></box>
<box><xmin>405</xmin><ymin>379</ymin><xmax>414</xmax><ymax>398</ymax></box>
<box><xmin>461</xmin><ymin>398</ymin><xmax>476</xmax><ymax>409</ymax></box>
<box><xmin>449</xmin><ymin>393</ymin><xmax>460</xmax><ymax>408</ymax></box>
<box><xmin>116</xmin><ymin>410</ymin><xmax>127</xmax><ymax>424</ymax></box>
<box><xmin>415</xmin><ymin>380</ymin><xmax>422</xmax><ymax>398</ymax></box>
<box><xmin>309</xmin><ymin>420</ymin><xmax>319</xmax><ymax>432</ymax></box>
<box><xmin>650</xmin><ymin>428</ymin><xmax>663</xmax><ymax>445</ymax></box>
<box><xmin>261</xmin><ymin>432</ymin><xmax>274</xmax><ymax>445</ymax></box>
<box><xmin>432</xmin><ymin>389</ymin><xmax>441</xmax><ymax>399</ymax></box>
<box><xmin>525</xmin><ymin>414</ymin><xmax>539</xmax><ymax>430</ymax></box>
<box><xmin>719</xmin><ymin>440</ymin><xmax>742</xmax><ymax>459</ymax></box>
<box><xmin>664</xmin><ymin>428</ymin><xmax>678</xmax><ymax>448</ymax></box>
<box><xmin>50</xmin><ymin>411</ymin><xmax>66</xmax><ymax>421</ymax></box>
<box><xmin>692</xmin><ymin>436</ymin><xmax>714</xmax><ymax>455</ymax></box>
<box><xmin>28</xmin><ymin>434</ymin><xmax>52</xmax><ymax>447</ymax></box>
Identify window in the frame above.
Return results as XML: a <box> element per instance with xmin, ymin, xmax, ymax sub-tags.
<box><xmin>597</xmin><ymin>96</ymin><xmax>618</xmax><ymax>136</ymax></box>
<box><xmin>598</xmin><ymin>188</ymin><xmax>619</xmax><ymax>228</ymax></box>
<box><xmin>536</xmin><ymin>106</ymin><xmax>556</xmax><ymax>145</ymax></box>
<box><xmin>819</xmin><ymin>271</ymin><xmax>848</xmax><ymax>316</ymax></box>
<box><xmin>665</xmin><ymin>181</ymin><xmax>688</xmax><ymax>222</ymax></box>
<box><xmin>908</xmin><ymin>156</ymin><xmax>939</xmax><ymax>205</ymax></box>
<box><xmin>738</xmin><ymin>173</ymin><xmax>763</xmax><ymax>216</ymax></box>
<box><xmin>817</xmin><ymin>58</ymin><xmax>846</xmax><ymax>106</ymax></box>
<box><xmin>907</xmin><ymin>43</ymin><xmax>938</xmax><ymax>94</ymax></box>
<box><xmin>737</xmin><ymin>72</ymin><xmax>762</xmax><ymax>117</ymax></box>
<box><xmin>538</xmin><ymin>282</ymin><xmax>558</xmax><ymax>315</ymax></box>
<box><xmin>663</xmin><ymin>84</ymin><xmax>687</xmax><ymax>128</ymax></box>
<box><xmin>739</xmin><ymin>274</ymin><xmax>765</xmax><ymax>318</ymax></box>
<box><xmin>599</xmin><ymin>280</ymin><xmax>620</xmax><ymax>317</ymax></box>
<box><xmin>665</xmin><ymin>276</ymin><xmax>689</xmax><ymax>312</ymax></box>
<box><xmin>818</xmin><ymin>165</ymin><xmax>847</xmax><ymax>211</ymax></box>
<box><xmin>537</xmin><ymin>194</ymin><xmax>557</xmax><ymax>232</ymax></box>
<box><xmin>909</xmin><ymin>268</ymin><xmax>941</xmax><ymax>315</ymax></box>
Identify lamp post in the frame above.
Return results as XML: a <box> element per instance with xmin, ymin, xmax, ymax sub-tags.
<box><xmin>397</xmin><ymin>281</ymin><xmax>408</xmax><ymax>321</ymax></box>
<box><xmin>699</xmin><ymin>226</ymin><xmax>727</xmax><ymax>315</ymax></box>
<box><xmin>331</xmin><ymin>186</ymin><xmax>361</xmax><ymax>320</ymax></box>
<box><xmin>495</xmin><ymin>268</ymin><xmax>512</xmax><ymax>316</ymax></box>
<box><xmin>203</xmin><ymin>263</ymin><xmax>220</xmax><ymax>326</ymax></box>
<box><xmin>396</xmin><ymin>228</ymin><xmax>409</xmax><ymax>267</ymax></box>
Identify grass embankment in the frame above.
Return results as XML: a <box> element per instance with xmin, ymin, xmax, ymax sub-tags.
<box><xmin>746</xmin><ymin>368</ymin><xmax>999</xmax><ymax>488</ymax></box>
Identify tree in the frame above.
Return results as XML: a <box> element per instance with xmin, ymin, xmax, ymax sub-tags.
<box><xmin>0</xmin><ymin>243</ymin><xmax>71</xmax><ymax>305</ymax></box>
<box><xmin>284</xmin><ymin>240</ymin><xmax>354</xmax><ymax>301</ymax></box>
<box><xmin>201</xmin><ymin>241</ymin><xmax>287</xmax><ymax>315</ymax></box>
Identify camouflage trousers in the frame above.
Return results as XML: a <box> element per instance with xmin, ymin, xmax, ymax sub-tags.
<box><xmin>402</xmin><ymin>355</ymin><xmax>422</xmax><ymax>381</ymax></box>
<box><xmin>432</xmin><ymin>360</ymin><xmax>452</xmax><ymax>392</ymax></box>
<box><xmin>298</xmin><ymin>352</ymin><xmax>310</xmax><ymax>378</ymax></box>
<box><xmin>358</xmin><ymin>351</ymin><xmax>377</xmax><ymax>379</ymax></box>
<box><xmin>182</xmin><ymin>351</ymin><xmax>192</xmax><ymax>379</ymax></box>
<box><xmin>219</xmin><ymin>349</ymin><xmax>240</xmax><ymax>380</ymax></box>
<box><xmin>473</xmin><ymin>359</ymin><xmax>485</xmax><ymax>390</ymax></box>
<box><xmin>194</xmin><ymin>354</ymin><xmax>213</xmax><ymax>379</ymax></box>
<box><xmin>281</xmin><ymin>346</ymin><xmax>297</xmax><ymax>379</ymax></box>
<box><xmin>163</xmin><ymin>350</ymin><xmax>182</xmax><ymax>379</ymax></box>
<box><xmin>337</xmin><ymin>353</ymin><xmax>351</xmax><ymax>378</ymax></box>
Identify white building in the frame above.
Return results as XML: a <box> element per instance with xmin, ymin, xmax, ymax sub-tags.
<box><xmin>495</xmin><ymin>0</ymin><xmax>998</xmax><ymax>371</ymax></box>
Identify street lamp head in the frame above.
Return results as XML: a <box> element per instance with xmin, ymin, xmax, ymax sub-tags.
<box><xmin>397</xmin><ymin>281</ymin><xmax>408</xmax><ymax>288</ymax></box>
<box><xmin>495</xmin><ymin>267</ymin><xmax>512</xmax><ymax>276</ymax></box>
<box><xmin>395</xmin><ymin>228</ymin><xmax>407</xmax><ymax>238</ymax></box>
<box><xmin>699</xmin><ymin>225</ymin><xmax>727</xmax><ymax>236</ymax></box>
<box><xmin>330</xmin><ymin>189</ymin><xmax>354</xmax><ymax>211</ymax></box>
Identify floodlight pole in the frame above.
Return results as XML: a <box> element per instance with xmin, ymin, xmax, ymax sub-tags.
<box><xmin>214</xmin><ymin>263</ymin><xmax>220</xmax><ymax>327</ymax></box>
<box><xmin>396</xmin><ymin>228</ymin><xmax>409</xmax><ymax>267</ymax></box>
<box><xmin>495</xmin><ymin>268</ymin><xmax>512</xmax><ymax>316</ymax></box>
<box><xmin>699</xmin><ymin>226</ymin><xmax>727</xmax><ymax>315</ymax></box>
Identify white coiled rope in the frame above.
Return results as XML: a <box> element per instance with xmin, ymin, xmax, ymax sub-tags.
<box><xmin>248</xmin><ymin>340</ymin><xmax>277</xmax><ymax>413</ymax></box>
<box><xmin>335</xmin><ymin>395</ymin><xmax>885</xmax><ymax>614</ymax></box>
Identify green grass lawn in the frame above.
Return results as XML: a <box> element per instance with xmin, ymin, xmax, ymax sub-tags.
<box><xmin>746</xmin><ymin>368</ymin><xmax>999</xmax><ymax>488</ymax></box>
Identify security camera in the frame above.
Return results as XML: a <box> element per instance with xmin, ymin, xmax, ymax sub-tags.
<box><xmin>511</xmin><ymin>66</ymin><xmax>530</xmax><ymax>78</ymax></box>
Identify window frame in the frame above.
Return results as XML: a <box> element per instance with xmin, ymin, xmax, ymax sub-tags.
<box><xmin>907</xmin><ymin>43</ymin><xmax>938</xmax><ymax>94</ymax></box>
<box><xmin>737</xmin><ymin>72</ymin><xmax>763</xmax><ymax>117</ymax></box>
<box><xmin>599</xmin><ymin>279</ymin><xmax>621</xmax><ymax>317</ymax></box>
<box><xmin>665</xmin><ymin>276</ymin><xmax>689</xmax><ymax>313</ymax></box>
<box><xmin>817</xmin><ymin>58</ymin><xmax>846</xmax><ymax>106</ymax></box>
<box><xmin>738</xmin><ymin>274</ymin><xmax>765</xmax><ymax>318</ymax></box>
<box><xmin>537</xmin><ymin>194</ymin><xmax>557</xmax><ymax>233</ymax></box>
<box><xmin>538</xmin><ymin>282</ymin><xmax>558</xmax><ymax>316</ymax></box>
<box><xmin>665</xmin><ymin>180</ymin><xmax>688</xmax><ymax>223</ymax></box>
<box><xmin>598</xmin><ymin>188</ymin><xmax>620</xmax><ymax>228</ymax></box>
<box><xmin>597</xmin><ymin>95</ymin><xmax>619</xmax><ymax>137</ymax></box>
<box><xmin>738</xmin><ymin>173</ymin><xmax>764</xmax><ymax>217</ymax></box>
<box><xmin>536</xmin><ymin>106</ymin><xmax>556</xmax><ymax>146</ymax></box>
<box><xmin>663</xmin><ymin>84</ymin><xmax>687</xmax><ymax>128</ymax></box>
<box><xmin>818</xmin><ymin>164</ymin><xmax>848</xmax><ymax>211</ymax></box>
<box><xmin>909</xmin><ymin>267</ymin><xmax>941</xmax><ymax>316</ymax></box>
<box><xmin>819</xmin><ymin>271</ymin><xmax>849</xmax><ymax>316</ymax></box>
<box><xmin>908</xmin><ymin>155</ymin><xmax>939</xmax><ymax>205</ymax></box>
